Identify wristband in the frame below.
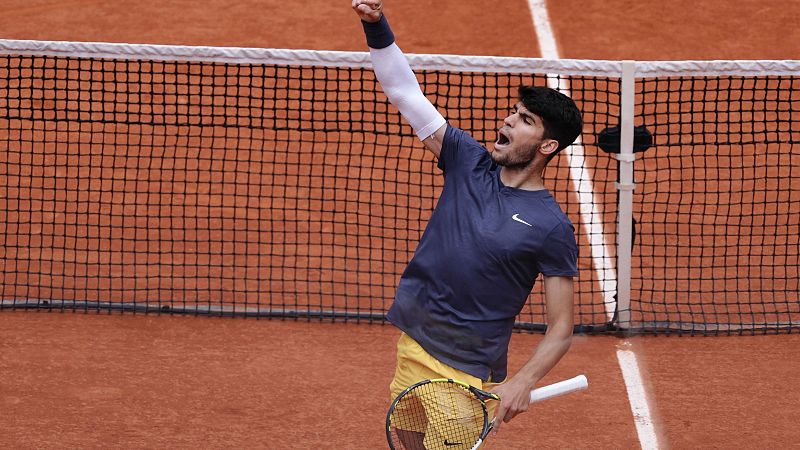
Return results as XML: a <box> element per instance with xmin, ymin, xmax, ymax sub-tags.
<box><xmin>361</xmin><ymin>14</ymin><xmax>395</xmax><ymax>49</ymax></box>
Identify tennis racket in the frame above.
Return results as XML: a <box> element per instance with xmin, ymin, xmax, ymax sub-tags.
<box><xmin>386</xmin><ymin>374</ymin><xmax>588</xmax><ymax>450</ymax></box>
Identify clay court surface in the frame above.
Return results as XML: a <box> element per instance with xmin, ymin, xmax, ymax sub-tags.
<box><xmin>2</xmin><ymin>1</ymin><xmax>800</xmax><ymax>449</ymax></box>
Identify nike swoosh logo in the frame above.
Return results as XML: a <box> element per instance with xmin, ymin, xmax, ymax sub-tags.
<box><xmin>444</xmin><ymin>440</ymin><xmax>463</xmax><ymax>446</ymax></box>
<box><xmin>512</xmin><ymin>214</ymin><xmax>533</xmax><ymax>227</ymax></box>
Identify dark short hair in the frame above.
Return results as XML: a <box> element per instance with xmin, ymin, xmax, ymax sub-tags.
<box><xmin>518</xmin><ymin>86</ymin><xmax>583</xmax><ymax>153</ymax></box>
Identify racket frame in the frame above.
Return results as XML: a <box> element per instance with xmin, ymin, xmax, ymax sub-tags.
<box><xmin>386</xmin><ymin>375</ymin><xmax>588</xmax><ymax>449</ymax></box>
<box><xmin>385</xmin><ymin>378</ymin><xmax>497</xmax><ymax>450</ymax></box>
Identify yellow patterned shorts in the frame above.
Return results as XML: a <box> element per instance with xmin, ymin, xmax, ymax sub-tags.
<box><xmin>389</xmin><ymin>333</ymin><xmax>501</xmax><ymax>449</ymax></box>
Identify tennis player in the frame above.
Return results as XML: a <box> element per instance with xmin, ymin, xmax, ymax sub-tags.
<box><xmin>352</xmin><ymin>0</ymin><xmax>582</xmax><ymax>445</ymax></box>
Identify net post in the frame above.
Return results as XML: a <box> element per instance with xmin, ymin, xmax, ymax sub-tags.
<box><xmin>615</xmin><ymin>61</ymin><xmax>636</xmax><ymax>331</ymax></box>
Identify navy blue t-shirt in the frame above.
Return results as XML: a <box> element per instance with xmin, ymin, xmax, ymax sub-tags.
<box><xmin>386</xmin><ymin>125</ymin><xmax>579</xmax><ymax>382</ymax></box>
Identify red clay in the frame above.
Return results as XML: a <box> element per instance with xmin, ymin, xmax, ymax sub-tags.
<box><xmin>1</xmin><ymin>1</ymin><xmax>799</xmax><ymax>449</ymax></box>
<box><xmin>0</xmin><ymin>312</ymin><xmax>636</xmax><ymax>449</ymax></box>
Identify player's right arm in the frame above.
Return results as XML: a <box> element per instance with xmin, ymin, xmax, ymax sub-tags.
<box><xmin>352</xmin><ymin>0</ymin><xmax>447</xmax><ymax>158</ymax></box>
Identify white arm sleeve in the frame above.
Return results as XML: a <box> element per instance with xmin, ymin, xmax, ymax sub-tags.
<box><xmin>369</xmin><ymin>43</ymin><xmax>446</xmax><ymax>141</ymax></box>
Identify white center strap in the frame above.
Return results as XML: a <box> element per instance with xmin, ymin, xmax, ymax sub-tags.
<box><xmin>369</xmin><ymin>43</ymin><xmax>446</xmax><ymax>141</ymax></box>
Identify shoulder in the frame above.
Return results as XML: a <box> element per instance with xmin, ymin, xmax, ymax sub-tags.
<box><xmin>532</xmin><ymin>197</ymin><xmax>579</xmax><ymax>275</ymax></box>
<box><xmin>443</xmin><ymin>125</ymin><xmax>485</xmax><ymax>153</ymax></box>
<box><xmin>540</xmin><ymin>195</ymin><xmax>574</xmax><ymax>228</ymax></box>
<box><xmin>533</xmin><ymin>195</ymin><xmax>577</xmax><ymax>246</ymax></box>
<box><xmin>438</xmin><ymin>125</ymin><xmax>490</xmax><ymax>172</ymax></box>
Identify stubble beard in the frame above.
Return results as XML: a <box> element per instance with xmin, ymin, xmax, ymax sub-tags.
<box><xmin>491</xmin><ymin>141</ymin><xmax>542</xmax><ymax>170</ymax></box>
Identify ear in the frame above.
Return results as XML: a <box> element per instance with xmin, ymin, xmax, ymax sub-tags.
<box><xmin>538</xmin><ymin>139</ymin><xmax>560</xmax><ymax>156</ymax></box>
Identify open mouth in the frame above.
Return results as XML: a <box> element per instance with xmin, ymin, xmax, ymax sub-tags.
<box><xmin>495</xmin><ymin>128</ymin><xmax>511</xmax><ymax>148</ymax></box>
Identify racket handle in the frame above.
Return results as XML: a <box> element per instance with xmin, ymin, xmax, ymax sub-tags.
<box><xmin>529</xmin><ymin>375</ymin><xmax>588</xmax><ymax>403</ymax></box>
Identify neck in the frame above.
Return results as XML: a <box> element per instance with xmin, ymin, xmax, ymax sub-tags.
<box><xmin>498</xmin><ymin>157</ymin><xmax>548</xmax><ymax>191</ymax></box>
<box><xmin>499</xmin><ymin>166</ymin><xmax>546</xmax><ymax>191</ymax></box>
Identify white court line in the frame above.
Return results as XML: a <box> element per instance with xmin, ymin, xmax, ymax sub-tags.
<box><xmin>525</xmin><ymin>1</ymin><xmax>661</xmax><ymax>449</ymax></box>
<box><xmin>617</xmin><ymin>348</ymin><xmax>661</xmax><ymax>450</ymax></box>
<box><xmin>527</xmin><ymin>0</ymin><xmax>617</xmax><ymax>321</ymax></box>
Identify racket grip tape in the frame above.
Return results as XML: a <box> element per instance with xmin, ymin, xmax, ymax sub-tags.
<box><xmin>529</xmin><ymin>374</ymin><xmax>588</xmax><ymax>403</ymax></box>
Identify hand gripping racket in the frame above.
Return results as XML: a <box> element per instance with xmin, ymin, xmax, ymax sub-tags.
<box><xmin>386</xmin><ymin>375</ymin><xmax>588</xmax><ymax>450</ymax></box>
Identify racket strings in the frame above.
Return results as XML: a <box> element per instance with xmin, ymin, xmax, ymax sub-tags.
<box><xmin>389</xmin><ymin>382</ymin><xmax>486</xmax><ymax>450</ymax></box>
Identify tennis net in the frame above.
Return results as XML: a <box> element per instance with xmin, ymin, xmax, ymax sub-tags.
<box><xmin>1</xmin><ymin>39</ymin><xmax>797</xmax><ymax>334</ymax></box>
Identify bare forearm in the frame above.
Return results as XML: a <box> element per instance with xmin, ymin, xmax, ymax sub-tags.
<box><xmin>509</xmin><ymin>276</ymin><xmax>575</xmax><ymax>390</ymax></box>
<box><xmin>513</xmin><ymin>329</ymin><xmax>572</xmax><ymax>389</ymax></box>
<box><xmin>488</xmin><ymin>322</ymin><xmax>573</xmax><ymax>433</ymax></box>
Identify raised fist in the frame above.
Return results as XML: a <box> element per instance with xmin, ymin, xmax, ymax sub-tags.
<box><xmin>352</xmin><ymin>0</ymin><xmax>383</xmax><ymax>23</ymax></box>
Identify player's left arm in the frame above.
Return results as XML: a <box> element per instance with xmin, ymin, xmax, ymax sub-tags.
<box><xmin>489</xmin><ymin>275</ymin><xmax>574</xmax><ymax>435</ymax></box>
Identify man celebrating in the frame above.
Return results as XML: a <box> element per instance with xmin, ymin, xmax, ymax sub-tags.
<box><xmin>352</xmin><ymin>0</ymin><xmax>582</xmax><ymax>444</ymax></box>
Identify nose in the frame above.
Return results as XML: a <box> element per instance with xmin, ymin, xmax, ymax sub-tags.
<box><xmin>503</xmin><ymin>112</ymin><xmax>516</xmax><ymax>126</ymax></box>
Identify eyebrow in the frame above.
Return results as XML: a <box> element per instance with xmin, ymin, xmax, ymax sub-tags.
<box><xmin>514</xmin><ymin>103</ymin><xmax>538</xmax><ymax>123</ymax></box>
